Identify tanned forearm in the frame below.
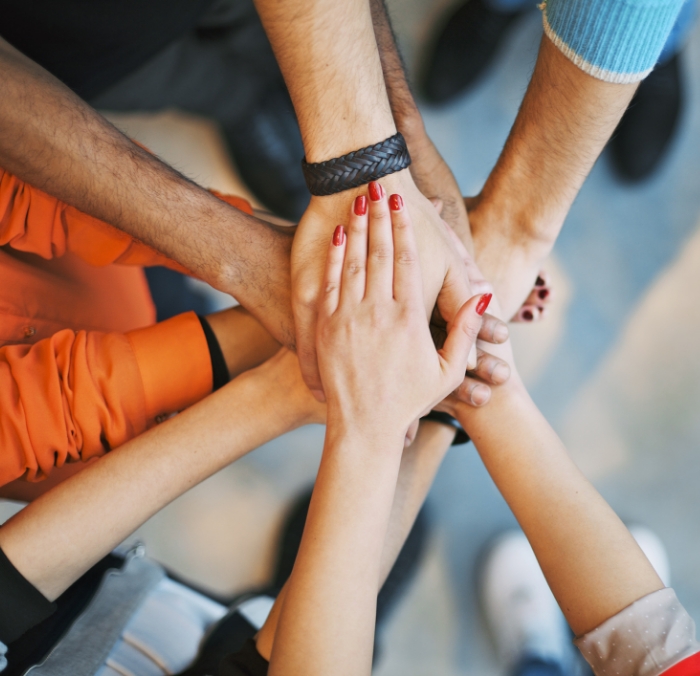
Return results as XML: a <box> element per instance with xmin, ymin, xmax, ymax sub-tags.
<box><xmin>471</xmin><ymin>35</ymin><xmax>638</xmax><ymax>316</ymax></box>
<box><xmin>0</xmin><ymin>37</ymin><xmax>295</xmax><ymax>345</ymax></box>
<box><xmin>369</xmin><ymin>0</ymin><xmax>472</xmax><ymax>242</ymax></box>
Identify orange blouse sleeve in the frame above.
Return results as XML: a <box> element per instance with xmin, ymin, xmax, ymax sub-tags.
<box><xmin>0</xmin><ymin>169</ymin><xmax>253</xmax><ymax>272</ymax></box>
<box><xmin>0</xmin><ymin>312</ymin><xmax>212</xmax><ymax>486</ymax></box>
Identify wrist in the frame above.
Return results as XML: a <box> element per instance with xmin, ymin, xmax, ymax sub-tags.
<box><xmin>304</xmin><ymin>167</ymin><xmax>418</xmax><ymax>221</ymax></box>
<box><xmin>325</xmin><ymin>405</ymin><xmax>407</xmax><ymax>454</ymax></box>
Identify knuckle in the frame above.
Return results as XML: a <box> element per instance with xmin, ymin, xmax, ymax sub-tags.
<box><xmin>346</xmin><ymin>258</ymin><xmax>365</xmax><ymax>276</ymax></box>
<box><xmin>395</xmin><ymin>248</ymin><xmax>418</xmax><ymax>266</ymax></box>
<box><xmin>323</xmin><ymin>281</ymin><xmax>339</xmax><ymax>296</ymax></box>
<box><xmin>369</xmin><ymin>245</ymin><xmax>393</xmax><ymax>262</ymax></box>
<box><xmin>293</xmin><ymin>282</ymin><xmax>320</xmax><ymax>308</ymax></box>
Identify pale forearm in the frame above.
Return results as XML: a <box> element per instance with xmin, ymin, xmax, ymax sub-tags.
<box><xmin>270</xmin><ymin>428</ymin><xmax>404</xmax><ymax>676</ymax></box>
<box><xmin>256</xmin><ymin>420</ymin><xmax>454</xmax><ymax>661</ymax></box>
<box><xmin>379</xmin><ymin>420</ymin><xmax>455</xmax><ymax>581</ymax></box>
<box><xmin>0</xmin><ymin>367</ymin><xmax>311</xmax><ymax>601</ymax></box>
<box><xmin>452</xmin><ymin>380</ymin><xmax>662</xmax><ymax>635</ymax></box>
<box><xmin>0</xmin><ymin>37</ymin><xmax>295</xmax><ymax>345</ymax></box>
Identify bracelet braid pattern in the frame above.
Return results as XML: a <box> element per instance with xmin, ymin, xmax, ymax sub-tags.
<box><xmin>301</xmin><ymin>132</ymin><xmax>412</xmax><ymax>196</ymax></box>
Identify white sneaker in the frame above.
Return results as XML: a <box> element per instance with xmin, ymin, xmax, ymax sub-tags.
<box><xmin>479</xmin><ymin>531</ymin><xmax>574</xmax><ymax>671</ymax></box>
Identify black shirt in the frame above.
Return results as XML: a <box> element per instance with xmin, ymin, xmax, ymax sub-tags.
<box><xmin>0</xmin><ymin>0</ymin><xmax>216</xmax><ymax>98</ymax></box>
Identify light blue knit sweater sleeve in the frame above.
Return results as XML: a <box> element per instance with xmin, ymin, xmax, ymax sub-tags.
<box><xmin>541</xmin><ymin>0</ymin><xmax>686</xmax><ymax>83</ymax></box>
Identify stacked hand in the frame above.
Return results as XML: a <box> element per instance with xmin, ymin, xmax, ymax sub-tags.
<box><xmin>292</xmin><ymin>170</ymin><xmax>481</xmax><ymax>399</ymax></box>
<box><xmin>315</xmin><ymin>183</ymin><xmax>498</xmax><ymax>441</ymax></box>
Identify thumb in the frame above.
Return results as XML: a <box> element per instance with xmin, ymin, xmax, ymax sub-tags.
<box><xmin>439</xmin><ymin>293</ymin><xmax>492</xmax><ymax>381</ymax></box>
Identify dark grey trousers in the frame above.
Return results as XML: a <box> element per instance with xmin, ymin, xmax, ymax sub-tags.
<box><xmin>88</xmin><ymin>0</ymin><xmax>282</xmax><ymax>130</ymax></box>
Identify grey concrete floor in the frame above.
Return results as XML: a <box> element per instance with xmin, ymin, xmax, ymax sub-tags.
<box><xmin>2</xmin><ymin>4</ymin><xmax>700</xmax><ymax>675</ymax></box>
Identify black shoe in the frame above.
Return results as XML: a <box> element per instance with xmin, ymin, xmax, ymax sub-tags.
<box><xmin>421</xmin><ymin>0</ymin><xmax>526</xmax><ymax>104</ymax></box>
<box><xmin>223</xmin><ymin>84</ymin><xmax>310</xmax><ymax>221</ymax></box>
<box><xmin>609</xmin><ymin>54</ymin><xmax>684</xmax><ymax>182</ymax></box>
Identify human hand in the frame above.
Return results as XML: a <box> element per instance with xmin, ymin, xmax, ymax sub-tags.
<box><xmin>292</xmin><ymin>170</ymin><xmax>475</xmax><ymax>402</ymax></box>
<box><xmin>436</xmin><ymin>291</ymin><xmax>520</xmax><ymax>418</ymax></box>
<box><xmin>511</xmin><ymin>271</ymin><xmax>553</xmax><ymax>323</ymax></box>
<box><xmin>404</xmin><ymin>126</ymin><xmax>473</xmax><ymax>249</ymax></box>
<box><xmin>315</xmin><ymin>186</ymin><xmax>491</xmax><ymax>441</ymax></box>
<box><xmin>249</xmin><ymin>348</ymin><xmax>326</xmax><ymax>428</ymax></box>
<box><xmin>464</xmin><ymin>194</ymin><xmax>554</xmax><ymax>323</ymax></box>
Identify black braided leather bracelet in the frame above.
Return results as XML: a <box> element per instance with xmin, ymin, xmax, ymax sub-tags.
<box><xmin>421</xmin><ymin>411</ymin><xmax>470</xmax><ymax>446</ymax></box>
<box><xmin>301</xmin><ymin>132</ymin><xmax>412</xmax><ymax>196</ymax></box>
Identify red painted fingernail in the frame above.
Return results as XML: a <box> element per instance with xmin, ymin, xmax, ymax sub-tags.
<box><xmin>389</xmin><ymin>194</ymin><xmax>403</xmax><ymax>211</ymax></box>
<box><xmin>522</xmin><ymin>309</ymin><xmax>534</xmax><ymax>321</ymax></box>
<box><xmin>476</xmin><ymin>293</ymin><xmax>492</xmax><ymax>316</ymax></box>
<box><xmin>332</xmin><ymin>225</ymin><xmax>345</xmax><ymax>246</ymax></box>
<box><xmin>538</xmin><ymin>288</ymin><xmax>549</xmax><ymax>300</ymax></box>
<box><xmin>535</xmin><ymin>275</ymin><xmax>545</xmax><ymax>287</ymax></box>
<box><xmin>368</xmin><ymin>181</ymin><xmax>384</xmax><ymax>201</ymax></box>
<box><xmin>354</xmin><ymin>195</ymin><xmax>367</xmax><ymax>216</ymax></box>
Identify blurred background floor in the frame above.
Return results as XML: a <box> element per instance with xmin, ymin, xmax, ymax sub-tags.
<box><xmin>2</xmin><ymin>2</ymin><xmax>700</xmax><ymax>675</ymax></box>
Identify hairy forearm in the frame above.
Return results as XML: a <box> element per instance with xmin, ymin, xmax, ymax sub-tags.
<box><xmin>471</xmin><ymin>35</ymin><xmax>637</xmax><ymax>315</ymax></box>
<box><xmin>369</xmin><ymin>0</ymin><xmax>419</xmax><ymax>133</ymax></box>
<box><xmin>369</xmin><ymin>0</ymin><xmax>471</xmax><ymax>242</ymax></box>
<box><xmin>254</xmin><ymin>0</ymin><xmax>395</xmax><ymax>161</ymax></box>
<box><xmin>450</xmin><ymin>380</ymin><xmax>662</xmax><ymax>635</ymax></box>
<box><xmin>0</xmin><ymin>37</ymin><xmax>295</xmax><ymax>345</ymax></box>
<box><xmin>0</xmin><ymin>367</ymin><xmax>312</xmax><ymax>601</ymax></box>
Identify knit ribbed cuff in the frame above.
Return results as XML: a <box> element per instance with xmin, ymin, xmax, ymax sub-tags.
<box><xmin>541</xmin><ymin>0</ymin><xmax>685</xmax><ymax>83</ymax></box>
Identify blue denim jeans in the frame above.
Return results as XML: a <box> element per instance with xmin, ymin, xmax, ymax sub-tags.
<box><xmin>512</xmin><ymin>655</ymin><xmax>567</xmax><ymax>676</ymax></box>
<box><xmin>485</xmin><ymin>0</ymin><xmax>696</xmax><ymax>62</ymax></box>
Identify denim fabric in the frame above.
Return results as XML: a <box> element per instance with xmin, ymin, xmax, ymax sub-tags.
<box><xmin>512</xmin><ymin>655</ymin><xmax>567</xmax><ymax>676</ymax></box>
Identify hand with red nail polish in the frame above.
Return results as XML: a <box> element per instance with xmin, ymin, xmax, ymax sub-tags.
<box><xmin>291</xmin><ymin>171</ymin><xmax>480</xmax><ymax>403</ymax></box>
<box><xmin>512</xmin><ymin>270</ymin><xmax>553</xmax><ymax>323</ymax></box>
<box><xmin>315</xmin><ymin>190</ymin><xmax>489</xmax><ymax>442</ymax></box>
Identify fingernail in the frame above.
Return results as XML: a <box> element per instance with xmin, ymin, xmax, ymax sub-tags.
<box><xmin>492</xmin><ymin>362</ymin><xmax>511</xmax><ymax>384</ymax></box>
<box><xmin>494</xmin><ymin>323</ymin><xmax>509</xmax><ymax>342</ymax></box>
<box><xmin>535</xmin><ymin>275</ymin><xmax>545</xmax><ymax>287</ymax></box>
<box><xmin>470</xmin><ymin>384</ymin><xmax>490</xmax><ymax>406</ymax></box>
<box><xmin>538</xmin><ymin>288</ymin><xmax>549</xmax><ymax>300</ymax></box>
<box><xmin>475</xmin><ymin>293</ymin><xmax>492</xmax><ymax>316</ymax></box>
<box><xmin>389</xmin><ymin>194</ymin><xmax>403</xmax><ymax>211</ymax></box>
<box><xmin>368</xmin><ymin>181</ymin><xmax>384</xmax><ymax>201</ymax></box>
<box><xmin>332</xmin><ymin>225</ymin><xmax>345</xmax><ymax>246</ymax></box>
<box><xmin>522</xmin><ymin>309</ymin><xmax>534</xmax><ymax>321</ymax></box>
<box><xmin>354</xmin><ymin>195</ymin><xmax>367</xmax><ymax>216</ymax></box>
<box><xmin>311</xmin><ymin>389</ymin><xmax>326</xmax><ymax>403</ymax></box>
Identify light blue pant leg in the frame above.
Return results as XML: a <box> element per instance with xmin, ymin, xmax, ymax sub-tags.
<box><xmin>658</xmin><ymin>0</ymin><xmax>697</xmax><ymax>62</ymax></box>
